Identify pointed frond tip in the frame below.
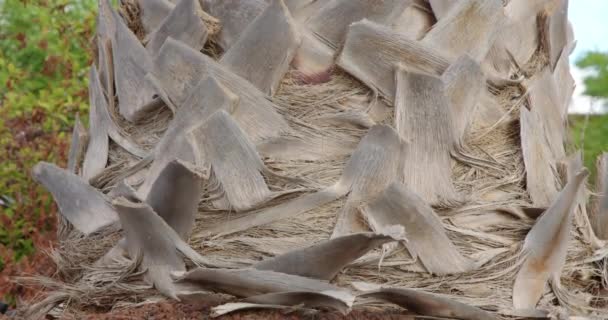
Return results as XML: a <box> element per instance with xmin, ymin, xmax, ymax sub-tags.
<box><xmin>513</xmin><ymin>169</ymin><xmax>589</xmax><ymax>309</ymax></box>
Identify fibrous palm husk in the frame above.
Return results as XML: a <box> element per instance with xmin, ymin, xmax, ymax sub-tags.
<box><xmin>25</xmin><ymin>0</ymin><xmax>608</xmax><ymax>318</ymax></box>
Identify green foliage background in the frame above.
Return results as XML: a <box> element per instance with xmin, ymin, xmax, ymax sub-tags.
<box><xmin>0</xmin><ymin>0</ymin><xmax>606</xmax><ymax>300</ymax></box>
<box><xmin>0</xmin><ymin>0</ymin><xmax>95</xmax><ymax>276</ymax></box>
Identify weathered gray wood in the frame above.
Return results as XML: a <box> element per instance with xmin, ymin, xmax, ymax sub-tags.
<box><xmin>337</xmin><ymin>19</ymin><xmax>449</xmax><ymax>102</ymax></box>
<box><xmin>220</xmin><ymin>0</ymin><xmax>301</xmax><ymax>96</ymax></box>
<box><xmin>359</xmin><ymin>287</ymin><xmax>498</xmax><ymax>320</ymax></box>
<box><xmin>32</xmin><ymin>162</ymin><xmax>118</xmax><ymax>235</ymax></box>
<box><xmin>254</xmin><ymin>232</ymin><xmax>401</xmax><ymax>280</ymax></box>
<box><xmin>146</xmin><ymin>0</ymin><xmax>208</xmax><ymax>55</ymax></box>
<box><xmin>513</xmin><ymin>169</ymin><xmax>588</xmax><ymax>309</ymax></box>
<box><xmin>361</xmin><ymin>183</ymin><xmax>473</xmax><ymax>275</ymax></box>
<box><xmin>395</xmin><ymin>68</ymin><xmax>461</xmax><ymax>206</ymax></box>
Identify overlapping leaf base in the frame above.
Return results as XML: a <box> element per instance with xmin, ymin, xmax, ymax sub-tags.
<box><xmin>23</xmin><ymin>0</ymin><xmax>608</xmax><ymax>319</ymax></box>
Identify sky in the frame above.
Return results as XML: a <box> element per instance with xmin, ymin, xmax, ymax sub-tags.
<box><xmin>568</xmin><ymin>0</ymin><xmax>608</xmax><ymax>113</ymax></box>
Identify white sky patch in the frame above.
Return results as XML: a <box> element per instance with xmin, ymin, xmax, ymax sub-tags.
<box><xmin>569</xmin><ymin>66</ymin><xmax>605</xmax><ymax>114</ymax></box>
<box><xmin>567</xmin><ymin>1</ymin><xmax>608</xmax><ymax>114</ymax></box>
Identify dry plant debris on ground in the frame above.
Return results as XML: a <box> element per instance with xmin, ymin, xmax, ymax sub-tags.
<box><xmin>8</xmin><ymin>0</ymin><xmax>608</xmax><ymax>319</ymax></box>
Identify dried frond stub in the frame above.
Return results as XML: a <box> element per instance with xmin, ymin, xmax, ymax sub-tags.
<box><xmin>212</xmin><ymin>291</ymin><xmax>355</xmax><ymax>316</ymax></box>
<box><xmin>361</xmin><ymin>183</ymin><xmax>473</xmax><ymax>275</ymax></box>
<box><xmin>112</xmin><ymin>10</ymin><xmax>159</xmax><ymax>122</ymax></box>
<box><xmin>306</xmin><ymin>0</ymin><xmax>409</xmax><ymax>48</ymax></box>
<box><xmin>187</xmin><ymin>110</ymin><xmax>279</xmax><ymax>211</ymax></box>
<box><xmin>113</xmin><ymin>197</ymin><xmax>213</xmax><ymax>298</ymax></box>
<box><xmin>358</xmin><ymin>286</ymin><xmax>498</xmax><ymax>320</ymax></box>
<box><xmin>137</xmin><ymin>0</ymin><xmax>173</xmax><ymax>34</ymax></box>
<box><xmin>338</xmin><ymin>19</ymin><xmax>449</xmax><ymax>101</ymax></box>
<box><xmin>145</xmin><ymin>0</ymin><xmax>208</xmax><ymax>55</ymax></box>
<box><xmin>145</xmin><ymin>159</ymin><xmax>204</xmax><ymax>240</ymax></box>
<box><xmin>174</xmin><ymin>268</ymin><xmax>344</xmax><ymax>297</ymax></box>
<box><xmin>528</xmin><ymin>68</ymin><xmax>566</xmax><ymax>160</ymax></box>
<box><xmin>32</xmin><ymin>162</ymin><xmax>118</xmax><ymax>235</ymax></box>
<box><xmin>422</xmin><ymin>0</ymin><xmax>504</xmax><ymax>61</ymax></box>
<box><xmin>220</xmin><ymin>0</ymin><xmax>301</xmax><ymax>96</ymax></box>
<box><xmin>254</xmin><ymin>231</ymin><xmax>403</xmax><ymax>280</ymax></box>
<box><xmin>151</xmin><ymin>38</ymin><xmax>289</xmax><ymax>142</ymax></box>
<box><xmin>591</xmin><ymin>153</ymin><xmax>608</xmax><ymax>239</ymax></box>
<box><xmin>137</xmin><ymin>75</ymin><xmax>238</xmax><ymax>198</ymax></box>
<box><xmin>201</xmin><ymin>125</ymin><xmax>403</xmax><ymax>237</ymax></box>
<box><xmin>442</xmin><ymin>55</ymin><xmax>484</xmax><ymax>145</ymax></box>
<box><xmin>332</xmin><ymin>125</ymin><xmax>405</xmax><ymax>237</ymax></box>
<box><xmin>83</xmin><ymin>66</ymin><xmax>110</xmax><ymax>180</ymax></box>
<box><xmin>395</xmin><ymin>67</ymin><xmax>461</xmax><ymax>206</ymax></box>
<box><xmin>202</xmin><ymin>0</ymin><xmax>267</xmax><ymax>50</ymax></box>
<box><xmin>67</xmin><ymin>115</ymin><xmax>87</xmax><ymax>174</ymax></box>
<box><xmin>391</xmin><ymin>1</ymin><xmax>434</xmax><ymax>40</ymax></box>
<box><xmin>513</xmin><ymin>169</ymin><xmax>589</xmax><ymax>309</ymax></box>
<box><xmin>520</xmin><ymin>107</ymin><xmax>560</xmax><ymax>207</ymax></box>
<box><xmin>546</xmin><ymin>0</ymin><xmax>570</xmax><ymax>70</ymax></box>
<box><xmin>84</xmin><ymin>65</ymin><xmax>147</xmax><ymax>175</ymax></box>
<box><xmin>429</xmin><ymin>0</ymin><xmax>455</xmax><ymax>19</ymax></box>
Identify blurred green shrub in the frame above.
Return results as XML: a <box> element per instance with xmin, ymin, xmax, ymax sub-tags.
<box><xmin>570</xmin><ymin>114</ymin><xmax>608</xmax><ymax>183</ymax></box>
<box><xmin>0</xmin><ymin>0</ymin><xmax>95</xmax><ymax>274</ymax></box>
